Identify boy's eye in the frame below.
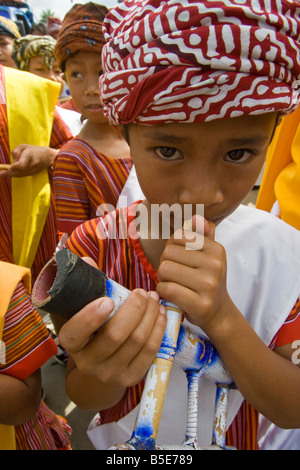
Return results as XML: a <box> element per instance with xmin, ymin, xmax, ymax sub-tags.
<box><xmin>225</xmin><ymin>149</ymin><xmax>253</xmax><ymax>163</ymax></box>
<box><xmin>155</xmin><ymin>147</ymin><xmax>182</xmax><ymax>160</ymax></box>
<box><xmin>71</xmin><ymin>71</ymin><xmax>83</xmax><ymax>79</ymax></box>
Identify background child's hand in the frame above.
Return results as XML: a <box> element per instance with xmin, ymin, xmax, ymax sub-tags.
<box><xmin>0</xmin><ymin>144</ymin><xmax>58</xmax><ymax>177</ymax></box>
<box><xmin>156</xmin><ymin>215</ymin><xmax>232</xmax><ymax>334</ymax></box>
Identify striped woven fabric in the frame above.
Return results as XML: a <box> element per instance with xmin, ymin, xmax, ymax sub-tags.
<box><xmin>270</xmin><ymin>298</ymin><xmax>300</xmax><ymax>347</ymax></box>
<box><xmin>0</xmin><ymin>65</ymin><xmax>73</xmax><ymax>282</ymax></box>
<box><xmin>0</xmin><ymin>283</ymin><xmax>56</xmax><ymax>380</ymax></box>
<box><xmin>65</xmin><ymin>204</ymin><xmax>300</xmax><ymax>450</ymax></box>
<box><xmin>53</xmin><ymin>137</ymin><xmax>133</xmax><ymax>233</ymax></box>
<box><xmin>0</xmin><ymin>282</ymin><xmax>71</xmax><ymax>450</ymax></box>
<box><xmin>15</xmin><ymin>401</ymin><xmax>71</xmax><ymax>450</ymax></box>
<box><xmin>0</xmin><ymin>65</ymin><xmax>73</xmax><ymax>449</ymax></box>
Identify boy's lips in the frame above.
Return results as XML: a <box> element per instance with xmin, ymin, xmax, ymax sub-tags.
<box><xmin>86</xmin><ymin>103</ymin><xmax>102</xmax><ymax>112</ymax></box>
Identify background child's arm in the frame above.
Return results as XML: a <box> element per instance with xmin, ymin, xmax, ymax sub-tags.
<box><xmin>0</xmin><ymin>369</ymin><xmax>41</xmax><ymax>425</ymax></box>
<box><xmin>0</xmin><ymin>144</ymin><xmax>58</xmax><ymax>177</ymax></box>
<box><xmin>59</xmin><ymin>289</ymin><xmax>167</xmax><ymax>411</ymax></box>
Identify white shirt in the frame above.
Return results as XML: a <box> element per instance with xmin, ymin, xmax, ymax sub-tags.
<box><xmin>87</xmin><ymin>203</ymin><xmax>300</xmax><ymax>450</ymax></box>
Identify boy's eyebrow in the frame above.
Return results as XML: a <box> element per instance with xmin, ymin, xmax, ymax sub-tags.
<box><xmin>141</xmin><ymin>130</ymin><xmax>271</xmax><ymax>147</ymax></box>
<box><xmin>141</xmin><ymin>130</ymin><xmax>190</xmax><ymax>144</ymax></box>
<box><xmin>66</xmin><ymin>58</ymin><xmax>82</xmax><ymax>65</ymax></box>
<box><xmin>225</xmin><ymin>136</ymin><xmax>272</xmax><ymax>147</ymax></box>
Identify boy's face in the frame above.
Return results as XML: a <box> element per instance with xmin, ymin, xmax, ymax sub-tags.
<box><xmin>127</xmin><ymin>112</ymin><xmax>278</xmax><ymax>226</ymax></box>
<box><xmin>64</xmin><ymin>51</ymin><xmax>107</xmax><ymax>123</ymax></box>
<box><xmin>0</xmin><ymin>35</ymin><xmax>16</xmax><ymax>68</ymax></box>
<box><xmin>28</xmin><ymin>56</ymin><xmax>63</xmax><ymax>87</ymax></box>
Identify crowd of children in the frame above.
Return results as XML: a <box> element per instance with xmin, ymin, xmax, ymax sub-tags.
<box><xmin>0</xmin><ymin>0</ymin><xmax>300</xmax><ymax>452</ymax></box>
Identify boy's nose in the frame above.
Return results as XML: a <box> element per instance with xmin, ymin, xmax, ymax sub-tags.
<box><xmin>85</xmin><ymin>79</ymin><xmax>100</xmax><ymax>95</ymax></box>
<box><xmin>179</xmin><ymin>167</ymin><xmax>223</xmax><ymax>206</ymax></box>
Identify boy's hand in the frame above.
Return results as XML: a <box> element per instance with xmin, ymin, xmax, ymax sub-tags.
<box><xmin>156</xmin><ymin>215</ymin><xmax>232</xmax><ymax>334</ymax></box>
<box><xmin>59</xmin><ymin>280</ymin><xmax>167</xmax><ymax>389</ymax></box>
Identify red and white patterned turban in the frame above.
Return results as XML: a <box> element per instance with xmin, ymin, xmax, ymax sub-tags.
<box><xmin>99</xmin><ymin>0</ymin><xmax>300</xmax><ymax>125</ymax></box>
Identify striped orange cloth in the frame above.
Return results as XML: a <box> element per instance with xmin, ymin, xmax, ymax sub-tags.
<box><xmin>0</xmin><ymin>283</ymin><xmax>55</xmax><ymax>380</ymax></box>
<box><xmin>0</xmin><ymin>65</ymin><xmax>73</xmax><ymax>282</ymax></box>
<box><xmin>65</xmin><ymin>203</ymin><xmax>300</xmax><ymax>450</ymax></box>
<box><xmin>0</xmin><ymin>282</ymin><xmax>71</xmax><ymax>449</ymax></box>
<box><xmin>53</xmin><ymin>137</ymin><xmax>133</xmax><ymax>233</ymax></box>
<box><xmin>0</xmin><ymin>64</ymin><xmax>73</xmax><ymax>449</ymax></box>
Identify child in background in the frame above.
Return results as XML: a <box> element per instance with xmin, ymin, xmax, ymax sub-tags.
<box><xmin>58</xmin><ymin>0</ymin><xmax>300</xmax><ymax>450</ymax></box>
<box><xmin>0</xmin><ymin>33</ymin><xmax>81</xmax><ymax>181</ymax></box>
<box><xmin>0</xmin><ymin>264</ymin><xmax>71</xmax><ymax>450</ymax></box>
<box><xmin>12</xmin><ymin>34</ymin><xmax>63</xmax><ymax>84</ymax></box>
<box><xmin>53</xmin><ymin>2</ymin><xmax>132</xmax><ymax>235</ymax></box>
<box><xmin>12</xmin><ymin>32</ymin><xmax>69</xmax><ymax>106</ymax></box>
<box><xmin>0</xmin><ymin>16</ymin><xmax>20</xmax><ymax>68</ymax></box>
<box><xmin>0</xmin><ymin>64</ymin><xmax>72</xmax><ymax>281</ymax></box>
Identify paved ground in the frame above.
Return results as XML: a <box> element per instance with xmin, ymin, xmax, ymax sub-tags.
<box><xmin>41</xmin><ymin>314</ymin><xmax>95</xmax><ymax>450</ymax></box>
<box><xmin>40</xmin><ymin>189</ymin><xmax>260</xmax><ymax>451</ymax></box>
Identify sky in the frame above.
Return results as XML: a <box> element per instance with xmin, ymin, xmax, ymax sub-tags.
<box><xmin>27</xmin><ymin>0</ymin><xmax>119</xmax><ymax>23</ymax></box>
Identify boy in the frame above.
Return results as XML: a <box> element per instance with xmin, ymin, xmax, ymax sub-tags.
<box><xmin>0</xmin><ymin>16</ymin><xmax>20</xmax><ymax>68</ymax></box>
<box><xmin>58</xmin><ymin>0</ymin><xmax>300</xmax><ymax>450</ymax></box>
<box><xmin>53</xmin><ymin>3</ymin><xmax>132</xmax><ymax>235</ymax></box>
<box><xmin>12</xmin><ymin>34</ymin><xmax>61</xmax><ymax>83</ymax></box>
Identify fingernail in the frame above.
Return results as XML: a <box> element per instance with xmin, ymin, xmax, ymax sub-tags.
<box><xmin>132</xmin><ymin>288</ymin><xmax>148</xmax><ymax>299</ymax></box>
<box><xmin>148</xmin><ymin>291</ymin><xmax>159</xmax><ymax>301</ymax></box>
<box><xmin>183</xmin><ymin>218</ymin><xmax>192</xmax><ymax>231</ymax></box>
<box><xmin>97</xmin><ymin>296</ymin><xmax>114</xmax><ymax>314</ymax></box>
<box><xmin>192</xmin><ymin>214</ymin><xmax>206</xmax><ymax>233</ymax></box>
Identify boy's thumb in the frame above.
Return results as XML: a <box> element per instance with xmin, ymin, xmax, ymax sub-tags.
<box><xmin>189</xmin><ymin>214</ymin><xmax>215</xmax><ymax>240</ymax></box>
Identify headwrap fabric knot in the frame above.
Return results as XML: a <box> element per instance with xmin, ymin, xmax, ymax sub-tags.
<box><xmin>99</xmin><ymin>0</ymin><xmax>300</xmax><ymax>125</ymax></box>
<box><xmin>0</xmin><ymin>16</ymin><xmax>20</xmax><ymax>39</ymax></box>
<box><xmin>12</xmin><ymin>35</ymin><xmax>56</xmax><ymax>71</ymax></box>
<box><xmin>54</xmin><ymin>2</ymin><xmax>108</xmax><ymax>70</ymax></box>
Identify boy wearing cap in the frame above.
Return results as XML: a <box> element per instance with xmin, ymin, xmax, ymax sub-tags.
<box><xmin>0</xmin><ymin>16</ymin><xmax>20</xmax><ymax>68</ymax></box>
<box><xmin>59</xmin><ymin>0</ymin><xmax>300</xmax><ymax>450</ymax></box>
<box><xmin>53</xmin><ymin>2</ymin><xmax>133</xmax><ymax>235</ymax></box>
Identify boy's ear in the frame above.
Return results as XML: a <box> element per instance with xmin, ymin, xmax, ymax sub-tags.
<box><xmin>276</xmin><ymin>115</ymin><xmax>282</xmax><ymax>127</ymax></box>
<box><xmin>269</xmin><ymin>113</ymin><xmax>282</xmax><ymax>144</ymax></box>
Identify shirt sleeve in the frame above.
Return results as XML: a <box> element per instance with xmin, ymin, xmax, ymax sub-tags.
<box><xmin>271</xmin><ymin>298</ymin><xmax>300</xmax><ymax>347</ymax></box>
<box><xmin>0</xmin><ymin>282</ymin><xmax>57</xmax><ymax>381</ymax></box>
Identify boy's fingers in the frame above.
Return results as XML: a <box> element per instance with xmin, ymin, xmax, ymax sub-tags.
<box><xmin>172</xmin><ymin>215</ymin><xmax>216</xmax><ymax>251</ymax></box>
<box><xmin>59</xmin><ymin>289</ymin><xmax>159</xmax><ymax>358</ymax></box>
<box><xmin>106</xmin><ymin>292</ymin><xmax>166</xmax><ymax>369</ymax></box>
<box><xmin>84</xmin><ymin>290</ymin><xmax>160</xmax><ymax>360</ymax></box>
<box><xmin>59</xmin><ymin>296</ymin><xmax>115</xmax><ymax>352</ymax></box>
<box><xmin>189</xmin><ymin>214</ymin><xmax>215</xmax><ymax>240</ymax></box>
<box><xmin>123</xmin><ymin>307</ymin><xmax>167</xmax><ymax>384</ymax></box>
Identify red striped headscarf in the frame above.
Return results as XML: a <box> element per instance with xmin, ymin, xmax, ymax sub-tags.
<box><xmin>99</xmin><ymin>0</ymin><xmax>300</xmax><ymax>125</ymax></box>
